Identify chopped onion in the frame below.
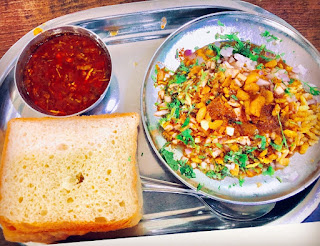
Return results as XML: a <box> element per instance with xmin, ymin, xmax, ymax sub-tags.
<box><xmin>185</xmin><ymin>148</ymin><xmax>192</xmax><ymax>155</ymax></box>
<box><xmin>225</xmin><ymin>163</ymin><xmax>235</xmax><ymax>171</ymax></box>
<box><xmin>221</xmin><ymin>47</ymin><xmax>234</xmax><ymax>57</ymax></box>
<box><xmin>154</xmin><ymin>110</ymin><xmax>169</xmax><ymax>116</ymax></box>
<box><xmin>223</xmin><ymin>61</ymin><xmax>234</xmax><ymax>68</ymax></box>
<box><xmin>275</xmin><ymin>85</ymin><xmax>284</xmax><ymax>95</ymax></box>
<box><xmin>256</xmin><ymin>78</ymin><xmax>270</xmax><ymax>86</ymax></box>
<box><xmin>211</xmin><ymin>148</ymin><xmax>222</xmax><ymax>158</ymax></box>
<box><xmin>226</xmin><ymin>126</ymin><xmax>235</xmax><ymax>136</ymax></box>
<box><xmin>164</xmin><ymin>95</ymin><xmax>172</xmax><ymax>103</ymax></box>
<box><xmin>184</xmin><ymin>49</ymin><xmax>193</xmax><ymax>56</ymax></box>
<box><xmin>307</xmin><ymin>99</ymin><xmax>317</xmax><ymax>105</ymax></box>
<box><xmin>292</xmin><ymin>64</ymin><xmax>307</xmax><ymax>75</ymax></box>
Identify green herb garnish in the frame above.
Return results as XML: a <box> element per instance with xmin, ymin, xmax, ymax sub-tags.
<box><xmin>256</xmin><ymin>63</ymin><xmax>264</xmax><ymax>70</ymax></box>
<box><xmin>302</xmin><ymin>81</ymin><xmax>320</xmax><ymax>96</ymax></box>
<box><xmin>197</xmin><ymin>183</ymin><xmax>204</xmax><ymax>191</ymax></box>
<box><xmin>239</xmin><ymin>178</ymin><xmax>245</xmax><ymax>187</ymax></box>
<box><xmin>180</xmin><ymin>164</ymin><xmax>196</xmax><ymax>178</ymax></box>
<box><xmin>270</xmin><ymin>141</ymin><xmax>283</xmax><ymax>151</ymax></box>
<box><xmin>215</xmin><ymin>143</ymin><xmax>223</xmax><ymax>149</ymax></box>
<box><xmin>255</xmin><ymin>135</ymin><xmax>267</xmax><ymax>150</ymax></box>
<box><xmin>160</xmin><ymin>148</ymin><xmax>179</xmax><ymax>171</ymax></box>
<box><xmin>176</xmin><ymin>128</ymin><xmax>195</xmax><ymax>146</ymax></box>
<box><xmin>217</xmin><ymin>20</ymin><xmax>225</xmax><ymax>26</ymax></box>
<box><xmin>277</xmin><ymin>113</ymin><xmax>288</xmax><ymax>149</ymax></box>
<box><xmin>181</xmin><ymin>116</ymin><xmax>190</xmax><ymax>128</ymax></box>
<box><xmin>231</xmin><ymin>95</ymin><xmax>238</xmax><ymax>101</ymax></box>
<box><xmin>262</xmin><ymin>166</ymin><xmax>275</xmax><ymax>176</ymax></box>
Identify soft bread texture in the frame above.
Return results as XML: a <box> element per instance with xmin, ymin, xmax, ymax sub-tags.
<box><xmin>0</xmin><ymin>113</ymin><xmax>142</xmax><ymax>243</ymax></box>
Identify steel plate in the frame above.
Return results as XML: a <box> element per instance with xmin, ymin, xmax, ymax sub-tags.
<box><xmin>142</xmin><ymin>11</ymin><xmax>320</xmax><ymax>204</ymax></box>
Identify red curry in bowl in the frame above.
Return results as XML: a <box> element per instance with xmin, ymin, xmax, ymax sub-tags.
<box><xmin>16</xmin><ymin>26</ymin><xmax>112</xmax><ymax>116</ymax></box>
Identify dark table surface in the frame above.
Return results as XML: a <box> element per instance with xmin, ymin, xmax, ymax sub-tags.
<box><xmin>0</xmin><ymin>0</ymin><xmax>319</xmax><ymax>245</ymax></box>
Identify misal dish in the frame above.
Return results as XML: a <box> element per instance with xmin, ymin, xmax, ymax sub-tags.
<box><xmin>154</xmin><ymin>32</ymin><xmax>320</xmax><ymax>186</ymax></box>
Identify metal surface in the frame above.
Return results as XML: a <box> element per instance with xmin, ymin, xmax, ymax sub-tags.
<box><xmin>141</xmin><ymin>11</ymin><xmax>320</xmax><ymax>205</ymax></box>
<box><xmin>0</xmin><ymin>0</ymin><xmax>318</xmax><ymax>243</ymax></box>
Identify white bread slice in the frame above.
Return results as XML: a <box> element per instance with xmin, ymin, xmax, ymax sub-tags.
<box><xmin>0</xmin><ymin>113</ymin><xmax>142</xmax><ymax>243</ymax></box>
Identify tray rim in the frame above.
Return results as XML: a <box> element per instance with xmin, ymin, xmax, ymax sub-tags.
<box><xmin>0</xmin><ymin>0</ymin><xmax>319</xmax><ymax>237</ymax></box>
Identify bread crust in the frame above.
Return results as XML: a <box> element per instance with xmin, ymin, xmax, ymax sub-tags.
<box><xmin>0</xmin><ymin>113</ymin><xmax>142</xmax><ymax>243</ymax></box>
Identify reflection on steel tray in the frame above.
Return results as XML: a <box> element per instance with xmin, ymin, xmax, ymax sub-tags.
<box><xmin>0</xmin><ymin>0</ymin><xmax>319</xmax><ymax>243</ymax></box>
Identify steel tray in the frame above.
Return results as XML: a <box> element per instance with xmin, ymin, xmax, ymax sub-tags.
<box><xmin>0</xmin><ymin>0</ymin><xmax>319</xmax><ymax>244</ymax></box>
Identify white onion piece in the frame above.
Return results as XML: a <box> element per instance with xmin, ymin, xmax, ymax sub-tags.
<box><xmin>277</xmin><ymin>73</ymin><xmax>290</xmax><ymax>82</ymax></box>
<box><xmin>256</xmin><ymin>78</ymin><xmax>270</xmax><ymax>86</ymax></box>
<box><xmin>225</xmin><ymin>163</ymin><xmax>235</xmax><ymax>171</ymax></box>
<box><xmin>307</xmin><ymin>99</ymin><xmax>317</xmax><ymax>105</ymax></box>
<box><xmin>221</xmin><ymin>47</ymin><xmax>234</xmax><ymax>57</ymax></box>
<box><xmin>287</xmin><ymin>95</ymin><xmax>297</xmax><ymax>102</ymax></box>
<box><xmin>154</xmin><ymin>110</ymin><xmax>169</xmax><ymax>117</ymax></box>
<box><xmin>275</xmin><ymin>85</ymin><xmax>285</xmax><ymax>95</ymax></box>
<box><xmin>223</xmin><ymin>61</ymin><xmax>234</xmax><ymax>68</ymax></box>
<box><xmin>234</xmin><ymin>53</ymin><xmax>248</xmax><ymax>63</ymax></box>
<box><xmin>185</xmin><ymin>148</ymin><xmax>192</xmax><ymax>155</ymax></box>
<box><xmin>266</xmin><ymin>73</ymin><xmax>275</xmax><ymax>80</ymax></box>
<box><xmin>292</xmin><ymin>64</ymin><xmax>307</xmax><ymax>75</ymax></box>
<box><xmin>228</xmin><ymin>56</ymin><xmax>235</xmax><ymax>63</ymax></box>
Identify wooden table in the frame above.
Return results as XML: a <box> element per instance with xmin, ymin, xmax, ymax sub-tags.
<box><xmin>0</xmin><ymin>0</ymin><xmax>319</xmax><ymax>59</ymax></box>
<box><xmin>0</xmin><ymin>0</ymin><xmax>319</xmax><ymax>245</ymax></box>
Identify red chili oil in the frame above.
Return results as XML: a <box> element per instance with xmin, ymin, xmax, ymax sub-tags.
<box><xmin>22</xmin><ymin>32</ymin><xmax>111</xmax><ymax>116</ymax></box>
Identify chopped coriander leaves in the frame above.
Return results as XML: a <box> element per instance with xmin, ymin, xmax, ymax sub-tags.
<box><xmin>276</xmin><ymin>176</ymin><xmax>282</xmax><ymax>183</ymax></box>
<box><xmin>261</xmin><ymin>30</ymin><xmax>282</xmax><ymax>42</ymax></box>
<box><xmin>224</xmin><ymin>150</ymin><xmax>248</xmax><ymax>168</ymax></box>
<box><xmin>302</xmin><ymin>81</ymin><xmax>320</xmax><ymax>96</ymax></box>
<box><xmin>160</xmin><ymin>148</ymin><xmax>179</xmax><ymax>171</ymax></box>
<box><xmin>231</xmin><ymin>95</ymin><xmax>238</xmax><ymax>100</ymax></box>
<box><xmin>197</xmin><ymin>183</ymin><xmax>204</xmax><ymax>191</ymax></box>
<box><xmin>256</xmin><ymin>63</ymin><xmax>264</xmax><ymax>70</ymax></box>
<box><xmin>255</xmin><ymin>135</ymin><xmax>267</xmax><ymax>149</ymax></box>
<box><xmin>208</xmin><ymin>43</ymin><xmax>221</xmax><ymax>60</ymax></box>
<box><xmin>128</xmin><ymin>156</ymin><xmax>131</xmax><ymax>161</ymax></box>
<box><xmin>270</xmin><ymin>141</ymin><xmax>283</xmax><ymax>151</ymax></box>
<box><xmin>260</xmin><ymin>55</ymin><xmax>273</xmax><ymax>62</ymax></box>
<box><xmin>215</xmin><ymin>143</ymin><xmax>223</xmax><ymax>149</ymax></box>
<box><xmin>180</xmin><ymin>164</ymin><xmax>196</xmax><ymax>178</ymax></box>
<box><xmin>181</xmin><ymin>116</ymin><xmax>190</xmax><ymax>128</ymax></box>
<box><xmin>217</xmin><ymin>20</ymin><xmax>225</xmax><ymax>26</ymax></box>
<box><xmin>289</xmin><ymin>78</ymin><xmax>295</xmax><ymax>84</ymax></box>
<box><xmin>175</xmin><ymin>49</ymin><xmax>179</xmax><ymax>59</ymax></box>
<box><xmin>285</xmin><ymin>87</ymin><xmax>292</xmax><ymax>97</ymax></box>
<box><xmin>235</xmin><ymin>121</ymin><xmax>242</xmax><ymax>125</ymax></box>
<box><xmin>239</xmin><ymin>178</ymin><xmax>245</xmax><ymax>187</ymax></box>
<box><xmin>172</xmin><ymin>74</ymin><xmax>187</xmax><ymax>84</ymax></box>
<box><xmin>262</xmin><ymin>166</ymin><xmax>275</xmax><ymax>176</ymax></box>
<box><xmin>176</xmin><ymin>128</ymin><xmax>195</xmax><ymax>146</ymax></box>
<box><xmin>277</xmin><ymin>113</ymin><xmax>288</xmax><ymax>149</ymax></box>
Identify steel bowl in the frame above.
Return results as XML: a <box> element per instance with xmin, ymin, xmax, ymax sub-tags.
<box><xmin>14</xmin><ymin>25</ymin><xmax>112</xmax><ymax>117</ymax></box>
